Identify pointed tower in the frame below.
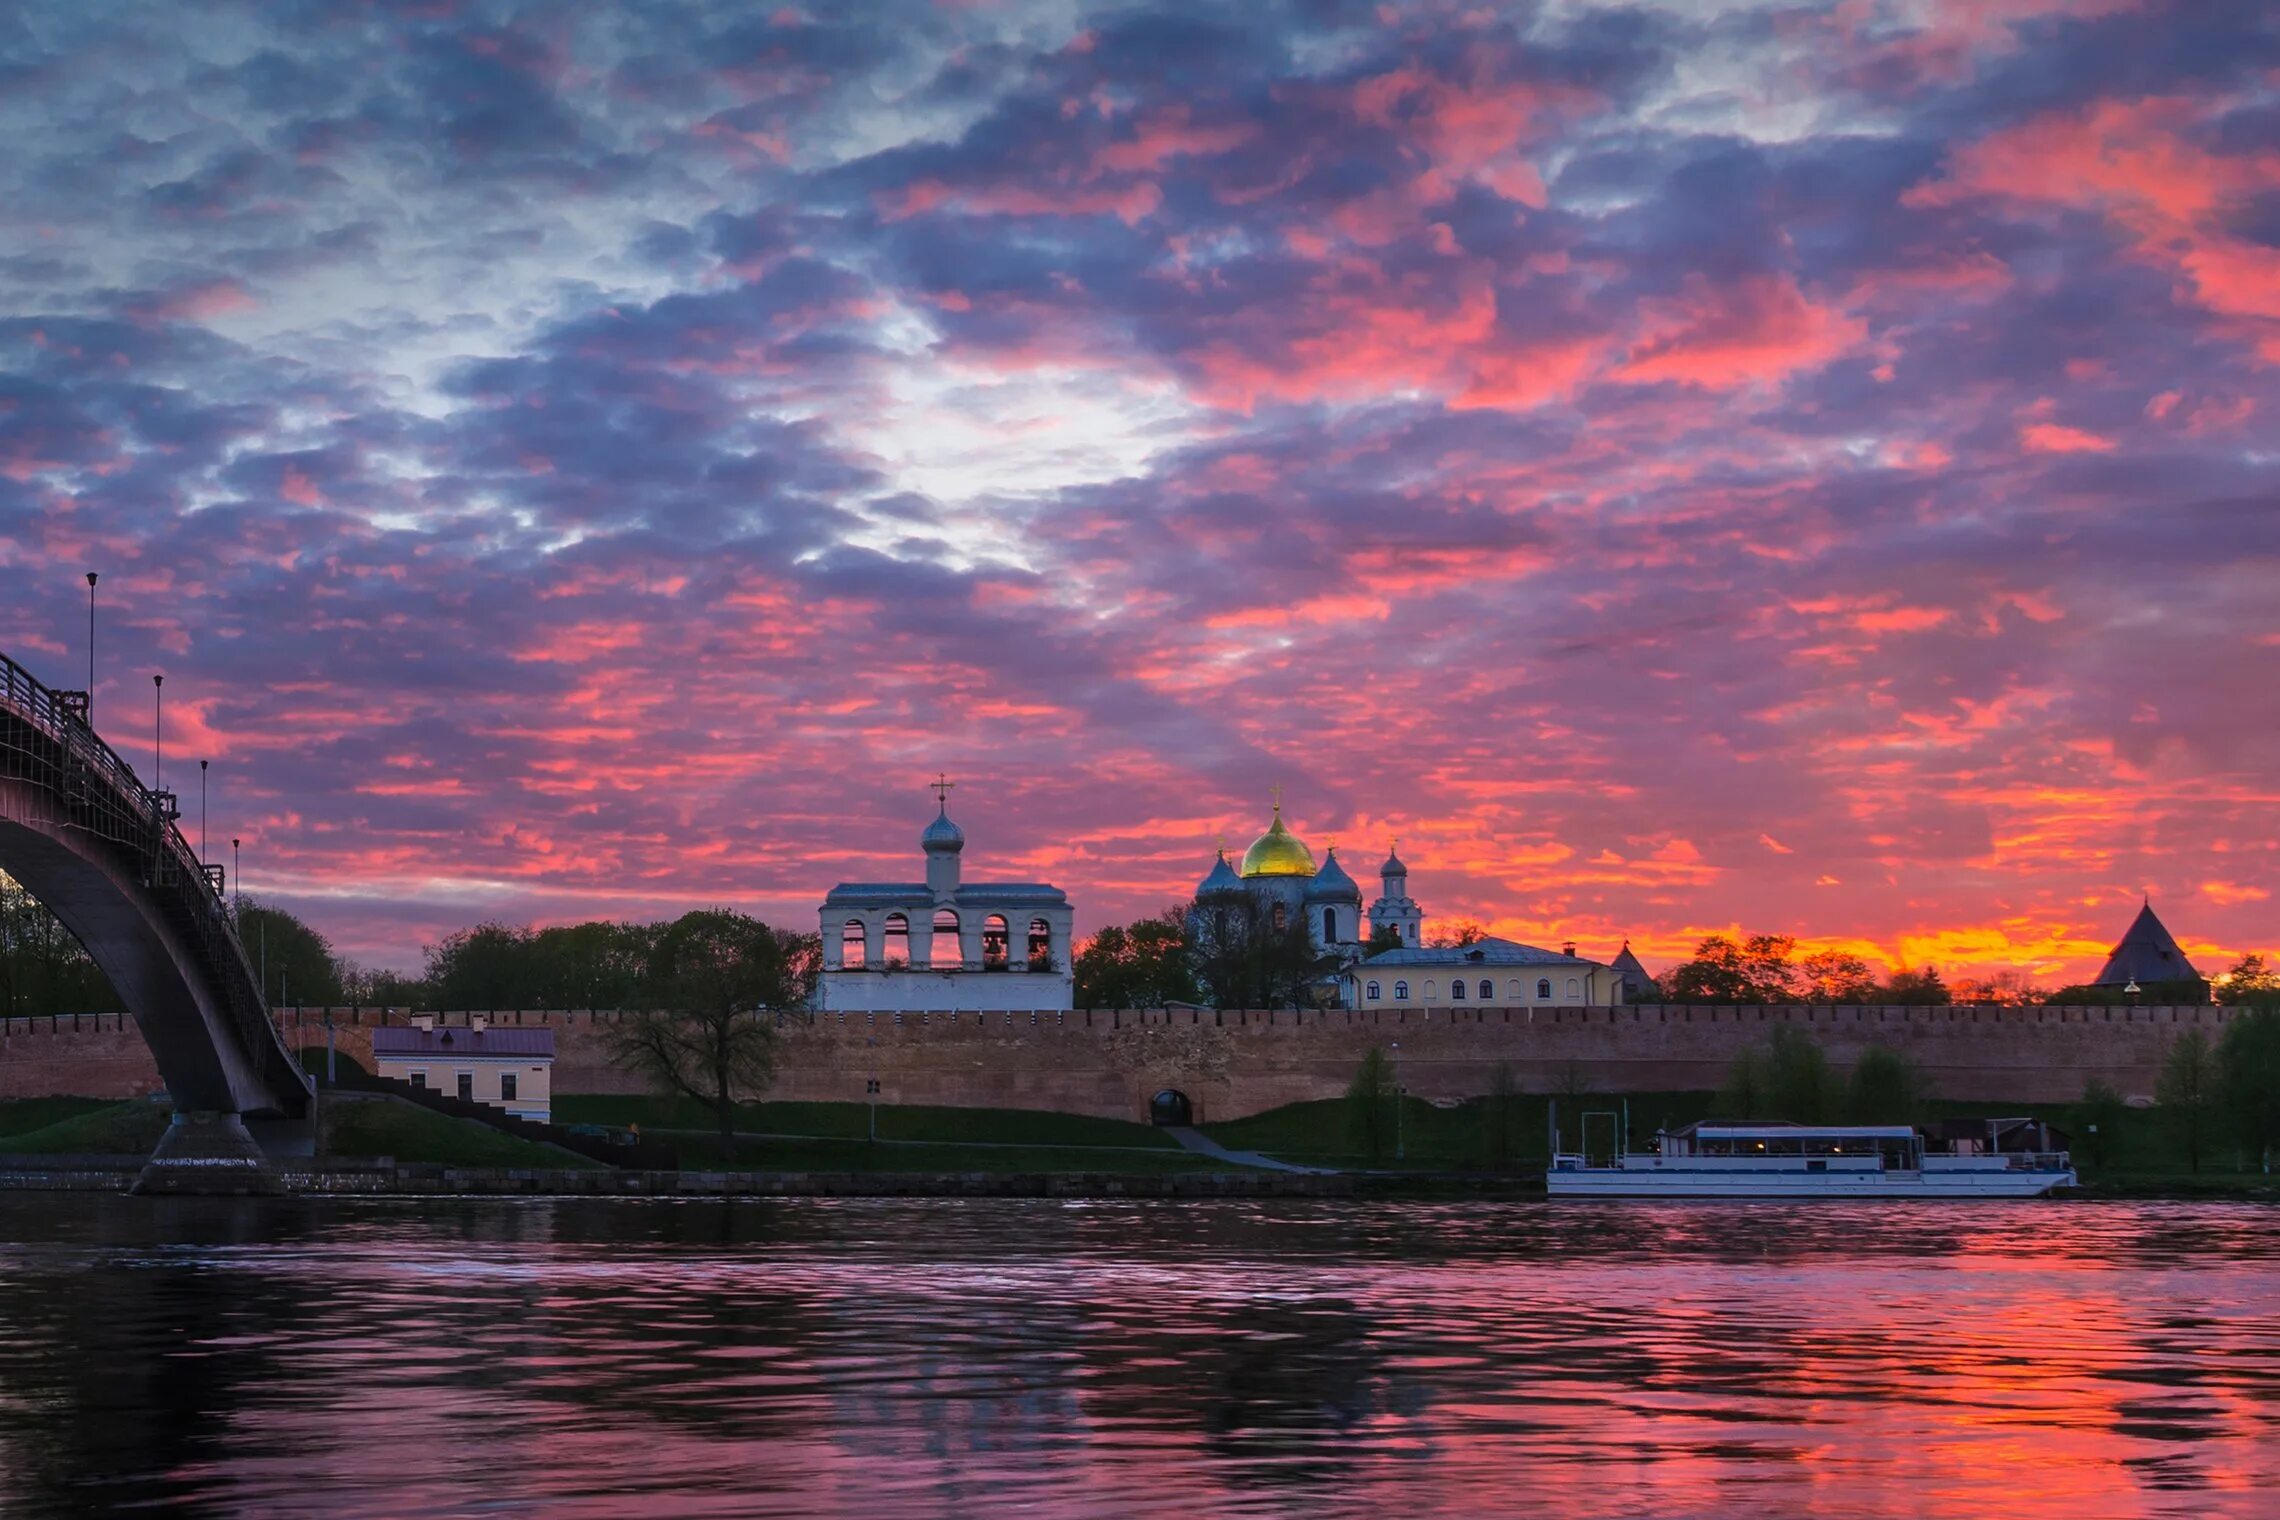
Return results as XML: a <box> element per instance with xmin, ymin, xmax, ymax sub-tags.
<box><xmin>1610</xmin><ymin>940</ymin><xmax>1656</xmax><ymax>1002</ymax></box>
<box><xmin>1369</xmin><ymin>841</ymin><xmax>1424</xmax><ymax>947</ymax></box>
<box><xmin>2092</xmin><ymin>898</ymin><xmax>2200</xmax><ymax>986</ymax></box>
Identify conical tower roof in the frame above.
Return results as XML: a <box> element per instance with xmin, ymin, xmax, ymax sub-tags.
<box><xmin>1196</xmin><ymin>848</ymin><xmax>1244</xmax><ymax>899</ymax></box>
<box><xmin>2092</xmin><ymin>899</ymin><xmax>2199</xmax><ymax>986</ymax></box>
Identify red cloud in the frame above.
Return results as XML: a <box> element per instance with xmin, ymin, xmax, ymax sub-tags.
<box><xmin>1613</xmin><ymin>275</ymin><xmax>1867</xmax><ymax>390</ymax></box>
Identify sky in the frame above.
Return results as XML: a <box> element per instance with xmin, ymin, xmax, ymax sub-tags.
<box><xmin>2</xmin><ymin>0</ymin><xmax>2275</xmax><ymax>984</ymax></box>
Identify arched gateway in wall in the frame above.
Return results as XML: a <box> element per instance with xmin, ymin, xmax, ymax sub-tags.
<box><xmin>0</xmin><ymin>652</ymin><xmax>309</xmax><ymax>1185</ymax></box>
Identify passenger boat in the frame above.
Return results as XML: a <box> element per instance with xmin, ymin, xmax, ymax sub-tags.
<box><xmin>1547</xmin><ymin>1118</ymin><xmax>2076</xmax><ymax>1199</ymax></box>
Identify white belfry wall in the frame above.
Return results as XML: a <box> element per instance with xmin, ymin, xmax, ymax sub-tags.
<box><xmin>819</xmin><ymin>967</ymin><xmax>1076</xmax><ymax>1012</ymax></box>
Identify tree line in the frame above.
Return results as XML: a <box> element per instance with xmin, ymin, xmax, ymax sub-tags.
<box><xmin>1645</xmin><ymin>933</ymin><xmax>2279</xmax><ymax>1008</ymax></box>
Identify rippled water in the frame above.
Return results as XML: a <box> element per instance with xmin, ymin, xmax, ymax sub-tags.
<box><xmin>0</xmin><ymin>1197</ymin><xmax>2274</xmax><ymax>1517</ymax></box>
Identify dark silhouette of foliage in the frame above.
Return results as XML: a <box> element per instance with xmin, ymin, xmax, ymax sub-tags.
<box><xmin>1073</xmin><ymin>909</ymin><xmax>1200</xmax><ymax>1008</ymax></box>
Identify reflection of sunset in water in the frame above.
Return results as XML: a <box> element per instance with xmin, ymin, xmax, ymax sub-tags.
<box><xmin>0</xmin><ymin>1198</ymin><xmax>2273</xmax><ymax>1517</ymax></box>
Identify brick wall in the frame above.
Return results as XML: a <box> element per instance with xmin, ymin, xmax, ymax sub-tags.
<box><xmin>0</xmin><ymin>1002</ymin><xmax>2234</xmax><ymax>1121</ymax></box>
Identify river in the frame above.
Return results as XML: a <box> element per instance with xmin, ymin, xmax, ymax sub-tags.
<box><xmin>0</xmin><ymin>1195</ymin><xmax>2273</xmax><ymax>1517</ymax></box>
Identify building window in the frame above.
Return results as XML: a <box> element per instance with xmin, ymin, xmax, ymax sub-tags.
<box><xmin>501</xmin><ymin>1073</ymin><xmax>517</xmax><ymax>1102</ymax></box>
<box><xmin>1322</xmin><ymin>907</ymin><xmax>1337</xmax><ymax>943</ymax></box>
<box><xmin>1423</xmin><ymin>980</ymin><xmax>1438</xmax><ymax>1001</ymax></box>
<box><xmin>931</xmin><ymin>908</ymin><xmax>962</xmax><ymax>970</ymax></box>
<box><xmin>1028</xmin><ymin>918</ymin><xmax>1053</xmax><ymax>971</ymax></box>
<box><xmin>1271</xmin><ymin>902</ymin><xmax>1288</xmax><ymax>932</ymax></box>
<box><xmin>409</xmin><ymin>1069</ymin><xmax>427</xmax><ymax>1090</ymax></box>
<box><xmin>983</xmin><ymin>914</ymin><xmax>1010</xmax><ymax>969</ymax></box>
<box><xmin>1506</xmin><ymin>980</ymin><xmax>1523</xmax><ymax>1002</ymax></box>
<box><xmin>1479</xmin><ymin>979</ymin><xmax>1494</xmax><ymax>1001</ymax></box>
<box><xmin>840</xmin><ymin>919</ymin><xmax>867</xmax><ymax>968</ymax></box>
<box><xmin>883</xmin><ymin>913</ymin><xmax>910</xmax><ymax>966</ymax></box>
<box><xmin>1393</xmin><ymin>981</ymin><xmax>1409</xmax><ymax>1001</ymax></box>
<box><xmin>1537</xmin><ymin>978</ymin><xmax>1552</xmax><ymax>1000</ymax></box>
<box><xmin>1450</xmin><ymin>978</ymin><xmax>1466</xmax><ymax>1000</ymax></box>
<box><xmin>1567</xmin><ymin>976</ymin><xmax>1581</xmax><ymax>1000</ymax></box>
<box><xmin>456</xmin><ymin>1072</ymin><xmax>473</xmax><ymax>1102</ymax></box>
<box><xmin>1365</xmin><ymin>981</ymin><xmax>1381</xmax><ymax>1001</ymax></box>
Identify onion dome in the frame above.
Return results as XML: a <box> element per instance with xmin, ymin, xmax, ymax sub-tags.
<box><xmin>1306</xmin><ymin>847</ymin><xmax>1361</xmax><ymax>902</ymax></box>
<box><xmin>1379</xmin><ymin>842</ymin><xmax>1407</xmax><ymax>879</ymax></box>
<box><xmin>1197</xmin><ymin>848</ymin><xmax>1245</xmax><ymax>899</ymax></box>
<box><xmin>921</xmin><ymin>803</ymin><xmax>965</xmax><ymax>854</ymax></box>
<box><xmin>1240</xmin><ymin>804</ymin><xmax>1316</xmax><ymax>878</ymax></box>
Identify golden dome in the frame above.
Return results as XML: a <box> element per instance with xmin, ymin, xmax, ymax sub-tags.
<box><xmin>1240</xmin><ymin>806</ymin><xmax>1317</xmax><ymax>878</ymax></box>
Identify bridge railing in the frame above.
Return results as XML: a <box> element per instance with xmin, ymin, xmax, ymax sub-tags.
<box><xmin>0</xmin><ymin>650</ymin><xmax>308</xmax><ymax>1109</ymax></box>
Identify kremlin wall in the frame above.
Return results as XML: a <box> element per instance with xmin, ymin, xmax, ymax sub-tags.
<box><xmin>0</xmin><ymin>1000</ymin><xmax>2238</xmax><ymax>1122</ymax></box>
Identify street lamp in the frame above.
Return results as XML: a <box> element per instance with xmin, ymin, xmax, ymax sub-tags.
<box><xmin>152</xmin><ymin>673</ymin><xmax>163</xmax><ymax>787</ymax></box>
<box><xmin>2124</xmin><ymin>978</ymin><xmax>2141</xmax><ymax>1004</ymax></box>
<box><xmin>200</xmin><ymin>759</ymin><xmax>209</xmax><ymax>859</ymax></box>
<box><xmin>231</xmin><ymin>838</ymin><xmax>241</xmax><ymax>916</ymax></box>
<box><xmin>866</xmin><ymin>1077</ymin><xmax>881</xmax><ymax>1142</ymax></box>
<box><xmin>84</xmin><ymin>572</ymin><xmax>97</xmax><ymax>724</ymax></box>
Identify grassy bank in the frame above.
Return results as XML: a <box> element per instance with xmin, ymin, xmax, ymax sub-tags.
<box><xmin>322</xmin><ymin>1098</ymin><xmax>595</xmax><ymax>1169</ymax></box>
<box><xmin>553</xmin><ymin>1095</ymin><xmax>1180</xmax><ymax>1150</ymax></box>
<box><xmin>0</xmin><ymin>1097</ymin><xmax>123</xmax><ymax>1141</ymax></box>
<box><xmin>0</xmin><ymin>1100</ymin><xmax>171</xmax><ymax>1155</ymax></box>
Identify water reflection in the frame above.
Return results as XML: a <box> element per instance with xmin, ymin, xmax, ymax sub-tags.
<box><xmin>0</xmin><ymin>1197</ymin><xmax>2273</xmax><ymax>1517</ymax></box>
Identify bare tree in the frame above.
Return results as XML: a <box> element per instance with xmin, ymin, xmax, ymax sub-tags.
<box><xmin>604</xmin><ymin>910</ymin><xmax>813</xmax><ymax>1160</ymax></box>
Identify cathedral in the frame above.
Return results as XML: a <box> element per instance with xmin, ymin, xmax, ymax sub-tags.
<box><xmin>1190</xmin><ymin>799</ymin><xmax>1403</xmax><ymax>959</ymax></box>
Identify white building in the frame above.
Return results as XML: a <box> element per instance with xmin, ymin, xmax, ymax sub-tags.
<box><xmin>817</xmin><ymin>787</ymin><xmax>1074</xmax><ymax>1012</ymax></box>
<box><xmin>371</xmin><ymin>1016</ymin><xmax>555</xmax><ymax>1122</ymax></box>
<box><xmin>1352</xmin><ymin>938</ymin><xmax>1622</xmax><ymax>1009</ymax></box>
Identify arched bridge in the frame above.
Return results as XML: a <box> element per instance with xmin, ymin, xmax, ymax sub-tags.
<box><xmin>0</xmin><ymin>652</ymin><xmax>309</xmax><ymax>1146</ymax></box>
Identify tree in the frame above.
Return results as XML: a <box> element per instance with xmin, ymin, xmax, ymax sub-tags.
<box><xmin>1880</xmin><ymin>965</ymin><xmax>1949</xmax><ymax>1005</ymax></box>
<box><xmin>1844</xmin><ymin>1046</ymin><xmax>1924</xmax><ymax>1124</ymax></box>
<box><xmin>2215</xmin><ymin>1009</ymin><xmax>2280</xmax><ymax>1171</ymax></box>
<box><xmin>1798</xmin><ymin>949</ymin><xmax>1881</xmax><ymax>1004</ymax></box>
<box><xmin>2155</xmin><ymin>1028</ymin><xmax>2217</xmax><ymax>1174</ymax></box>
<box><xmin>1951</xmin><ymin>970</ymin><xmax>2041</xmax><ymax>1005</ymax></box>
<box><xmin>602</xmin><ymin>910</ymin><xmax>807</xmax><ymax>1159</ymax></box>
<box><xmin>1345</xmin><ymin>1046</ymin><xmax>1397</xmax><ymax>1162</ymax></box>
<box><xmin>2079</xmin><ymin>1078</ymin><xmax>2127</xmax><ymax>1171</ymax></box>
<box><xmin>2216</xmin><ymin>953</ymin><xmax>2280</xmax><ymax>1008</ymax></box>
<box><xmin>1763</xmin><ymin>1025</ymin><xmax>1835</xmax><ymax>1121</ymax></box>
<box><xmin>1718</xmin><ymin>1046</ymin><xmax>1768</xmax><ymax>1119</ymax></box>
<box><xmin>1426</xmin><ymin>918</ymin><xmax>1489</xmax><ymax>949</ymax></box>
<box><xmin>0</xmin><ymin>873</ymin><xmax>119</xmax><ymax>1015</ymax></box>
<box><xmin>235</xmin><ymin>898</ymin><xmax>345</xmax><ymax>1006</ymax></box>
<box><xmin>424</xmin><ymin>921</ymin><xmax>536</xmax><ymax>1010</ymax></box>
<box><xmin>1665</xmin><ymin>934</ymin><xmax>1800</xmax><ymax>1004</ymax></box>
<box><xmin>1364</xmin><ymin>923</ymin><xmax>1405</xmax><ymax>956</ymax></box>
<box><xmin>1185</xmin><ymin>894</ymin><xmax>1324</xmax><ymax>1009</ymax></box>
<box><xmin>1073</xmin><ymin>909</ymin><xmax>1200</xmax><ymax>1008</ymax></box>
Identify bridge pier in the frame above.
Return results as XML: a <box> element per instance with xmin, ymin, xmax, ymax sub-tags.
<box><xmin>132</xmin><ymin>1111</ymin><xmax>286</xmax><ymax>1196</ymax></box>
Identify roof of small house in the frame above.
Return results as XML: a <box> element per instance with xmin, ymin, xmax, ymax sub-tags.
<box><xmin>370</xmin><ymin>1026</ymin><xmax>555</xmax><ymax>1059</ymax></box>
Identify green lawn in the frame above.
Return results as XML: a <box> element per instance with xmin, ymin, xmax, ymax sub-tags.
<box><xmin>552</xmin><ymin>1095</ymin><xmax>1180</xmax><ymax>1150</ymax></box>
<box><xmin>0</xmin><ymin>1100</ymin><xmax>172</xmax><ymax>1155</ymax></box>
<box><xmin>676</xmin><ymin>1134</ymin><xmax>1226</xmax><ymax>1174</ymax></box>
<box><xmin>0</xmin><ymin>1097</ymin><xmax>123</xmax><ymax>1140</ymax></box>
<box><xmin>323</xmin><ymin>1098</ymin><xmax>597</xmax><ymax>1169</ymax></box>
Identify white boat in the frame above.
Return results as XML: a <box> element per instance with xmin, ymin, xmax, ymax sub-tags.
<box><xmin>1548</xmin><ymin>1119</ymin><xmax>2077</xmax><ymax>1199</ymax></box>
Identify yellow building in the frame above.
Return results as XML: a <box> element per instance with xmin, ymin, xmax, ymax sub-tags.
<box><xmin>370</xmin><ymin>1016</ymin><xmax>555</xmax><ymax>1122</ymax></box>
<box><xmin>1353</xmin><ymin>938</ymin><xmax>1622</xmax><ymax>1009</ymax></box>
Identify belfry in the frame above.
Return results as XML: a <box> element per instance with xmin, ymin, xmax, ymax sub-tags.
<box><xmin>817</xmin><ymin>779</ymin><xmax>1074</xmax><ymax>1012</ymax></box>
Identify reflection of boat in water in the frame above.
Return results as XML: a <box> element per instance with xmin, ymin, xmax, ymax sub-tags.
<box><xmin>1548</xmin><ymin>1118</ymin><xmax>2077</xmax><ymax>1198</ymax></box>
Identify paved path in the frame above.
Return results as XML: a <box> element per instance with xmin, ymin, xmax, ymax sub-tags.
<box><xmin>1160</xmin><ymin>1126</ymin><xmax>1331</xmax><ymax>1174</ymax></box>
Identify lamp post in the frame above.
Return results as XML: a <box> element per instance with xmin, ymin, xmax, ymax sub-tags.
<box><xmin>866</xmin><ymin>1077</ymin><xmax>880</xmax><ymax>1142</ymax></box>
<box><xmin>200</xmin><ymin>759</ymin><xmax>208</xmax><ymax>859</ymax></box>
<box><xmin>2124</xmin><ymin>978</ymin><xmax>2141</xmax><ymax>1005</ymax></box>
<box><xmin>231</xmin><ymin>838</ymin><xmax>241</xmax><ymax>917</ymax></box>
<box><xmin>84</xmin><ymin>572</ymin><xmax>97</xmax><ymax>724</ymax></box>
<box><xmin>152</xmin><ymin>673</ymin><xmax>163</xmax><ymax>788</ymax></box>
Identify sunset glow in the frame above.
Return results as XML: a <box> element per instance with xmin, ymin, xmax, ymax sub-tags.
<box><xmin>2</xmin><ymin>1</ymin><xmax>2273</xmax><ymax>979</ymax></box>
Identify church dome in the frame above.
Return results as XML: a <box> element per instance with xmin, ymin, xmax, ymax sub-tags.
<box><xmin>1240</xmin><ymin>806</ymin><xmax>1316</xmax><ymax>878</ymax></box>
<box><xmin>1379</xmin><ymin>843</ymin><xmax>1407</xmax><ymax>878</ymax></box>
<box><xmin>1197</xmin><ymin>849</ymin><xmax>1244</xmax><ymax>899</ymax></box>
<box><xmin>1305</xmin><ymin>847</ymin><xmax>1361</xmax><ymax>902</ymax></box>
<box><xmin>921</xmin><ymin>806</ymin><xmax>965</xmax><ymax>853</ymax></box>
